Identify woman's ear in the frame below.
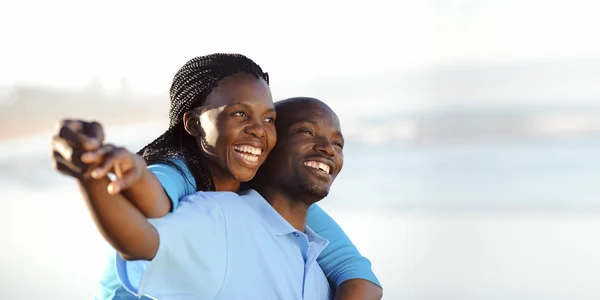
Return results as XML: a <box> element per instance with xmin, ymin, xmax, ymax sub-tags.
<box><xmin>183</xmin><ymin>111</ymin><xmax>204</xmax><ymax>137</ymax></box>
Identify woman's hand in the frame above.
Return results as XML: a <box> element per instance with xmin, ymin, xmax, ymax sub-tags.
<box><xmin>51</xmin><ymin>119</ymin><xmax>105</xmax><ymax>179</ymax></box>
<box><xmin>81</xmin><ymin>144</ymin><xmax>148</xmax><ymax>195</ymax></box>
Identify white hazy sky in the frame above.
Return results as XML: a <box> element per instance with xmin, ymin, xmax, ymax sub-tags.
<box><xmin>1</xmin><ymin>0</ymin><xmax>600</xmax><ymax>93</ymax></box>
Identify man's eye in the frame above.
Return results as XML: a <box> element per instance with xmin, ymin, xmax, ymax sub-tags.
<box><xmin>298</xmin><ymin>128</ymin><xmax>314</xmax><ymax>136</ymax></box>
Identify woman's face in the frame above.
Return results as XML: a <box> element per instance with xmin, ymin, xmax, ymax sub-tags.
<box><xmin>186</xmin><ymin>72</ymin><xmax>276</xmax><ymax>184</ymax></box>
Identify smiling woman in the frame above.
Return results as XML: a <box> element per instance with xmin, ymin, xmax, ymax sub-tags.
<box><xmin>137</xmin><ymin>55</ymin><xmax>274</xmax><ymax>194</ymax></box>
<box><xmin>183</xmin><ymin>71</ymin><xmax>277</xmax><ymax>190</ymax></box>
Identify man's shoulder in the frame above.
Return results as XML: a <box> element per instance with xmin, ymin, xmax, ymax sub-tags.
<box><xmin>184</xmin><ymin>189</ymin><xmax>264</xmax><ymax>204</ymax></box>
<box><xmin>182</xmin><ymin>191</ymin><xmax>242</xmax><ymax>204</ymax></box>
<box><xmin>167</xmin><ymin>190</ymin><xmax>266</xmax><ymax>235</ymax></box>
<box><xmin>178</xmin><ymin>191</ymin><xmax>255</xmax><ymax>216</ymax></box>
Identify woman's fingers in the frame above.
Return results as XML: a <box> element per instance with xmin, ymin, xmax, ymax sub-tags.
<box><xmin>90</xmin><ymin>145</ymin><xmax>126</xmax><ymax>179</ymax></box>
<box><xmin>81</xmin><ymin>144</ymin><xmax>116</xmax><ymax>164</ymax></box>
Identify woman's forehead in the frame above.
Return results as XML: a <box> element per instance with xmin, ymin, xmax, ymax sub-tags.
<box><xmin>204</xmin><ymin>75</ymin><xmax>272</xmax><ymax>109</ymax></box>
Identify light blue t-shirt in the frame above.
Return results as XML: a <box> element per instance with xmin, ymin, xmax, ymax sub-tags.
<box><xmin>117</xmin><ymin>189</ymin><xmax>332</xmax><ymax>300</ymax></box>
<box><xmin>95</xmin><ymin>159</ymin><xmax>380</xmax><ymax>300</ymax></box>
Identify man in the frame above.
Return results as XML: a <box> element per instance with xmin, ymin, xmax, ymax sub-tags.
<box><xmin>78</xmin><ymin>97</ymin><xmax>361</xmax><ymax>299</ymax></box>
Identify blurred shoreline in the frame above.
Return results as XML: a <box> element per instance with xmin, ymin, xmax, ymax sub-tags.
<box><xmin>0</xmin><ymin>84</ymin><xmax>168</xmax><ymax>140</ymax></box>
<box><xmin>3</xmin><ymin>59</ymin><xmax>600</xmax><ymax>144</ymax></box>
<box><xmin>3</xmin><ymin>84</ymin><xmax>600</xmax><ymax>145</ymax></box>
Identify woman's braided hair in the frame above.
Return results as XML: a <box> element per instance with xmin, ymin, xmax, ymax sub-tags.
<box><xmin>137</xmin><ymin>53</ymin><xmax>269</xmax><ymax>192</ymax></box>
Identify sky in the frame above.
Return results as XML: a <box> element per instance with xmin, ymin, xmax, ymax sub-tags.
<box><xmin>1</xmin><ymin>0</ymin><xmax>600</xmax><ymax>94</ymax></box>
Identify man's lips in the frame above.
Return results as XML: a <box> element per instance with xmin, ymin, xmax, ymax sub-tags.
<box><xmin>302</xmin><ymin>156</ymin><xmax>335</xmax><ymax>176</ymax></box>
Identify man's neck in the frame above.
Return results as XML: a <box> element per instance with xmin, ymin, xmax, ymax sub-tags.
<box><xmin>254</xmin><ymin>184</ymin><xmax>311</xmax><ymax>231</ymax></box>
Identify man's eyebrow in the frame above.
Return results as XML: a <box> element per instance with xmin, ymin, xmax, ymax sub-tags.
<box><xmin>291</xmin><ymin>120</ymin><xmax>318</xmax><ymax>127</ymax></box>
<box><xmin>290</xmin><ymin>120</ymin><xmax>344</xmax><ymax>139</ymax></box>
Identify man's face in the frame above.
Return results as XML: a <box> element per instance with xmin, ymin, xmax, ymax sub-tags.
<box><xmin>263</xmin><ymin>98</ymin><xmax>344</xmax><ymax>200</ymax></box>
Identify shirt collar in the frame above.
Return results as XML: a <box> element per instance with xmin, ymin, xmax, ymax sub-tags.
<box><xmin>304</xmin><ymin>224</ymin><xmax>329</xmax><ymax>250</ymax></box>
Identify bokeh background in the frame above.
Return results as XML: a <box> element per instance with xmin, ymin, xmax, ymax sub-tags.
<box><xmin>2</xmin><ymin>0</ymin><xmax>600</xmax><ymax>299</ymax></box>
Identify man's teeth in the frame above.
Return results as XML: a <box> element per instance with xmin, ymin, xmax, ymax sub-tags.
<box><xmin>233</xmin><ymin>145</ymin><xmax>262</xmax><ymax>155</ymax></box>
<box><xmin>303</xmin><ymin>161</ymin><xmax>331</xmax><ymax>174</ymax></box>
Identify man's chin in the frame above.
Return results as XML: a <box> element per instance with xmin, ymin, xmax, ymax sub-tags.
<box><xmin>300</xmin><ymin>181</ymin><xmax>330</xmax><ymax>200</ymax></box>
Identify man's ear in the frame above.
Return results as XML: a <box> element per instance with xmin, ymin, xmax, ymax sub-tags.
<box><xmin>183</xmin><ymin>111</ymin><xmax>204</xmax><ymax>137</ymax></box>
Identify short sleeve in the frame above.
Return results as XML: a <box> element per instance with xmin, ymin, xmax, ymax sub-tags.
<box><xmin>147</xmin><ymin>159</ymin><xmax>196</xmax><ymax>210</ymax></box>
<box><xmin>116</xmin><ymin>193</ymin><xmax>228</xmax><ymax>299</ymax></box>
<box><xmin>307</xmin><ymin>204</ymin><xmax>382</xmax><ymax>289</ymax></box>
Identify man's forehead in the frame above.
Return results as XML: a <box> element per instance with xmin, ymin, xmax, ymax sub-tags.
<box><xmin>285</xmin><ymin>108</ymin><xmax>338</xmax><ymax>125</ymax></box>
<box><xmin>275</xmin><ymin>97</ymin><xmax>340</xmax><ymax>129</ymax></box>
<box><xmin>276</xmin><ymin>97</ymin><xmax>328</xmax><ymax>113</ymax></box>
<box><xmin>287</xmin><ymin>115</ymin><xmax>343</xmax><ymax>140</ymax></box>
<box><xmin>288</xmin><ymin>108</ymin><xmax>327</xmax><ymax>121</ymax></box>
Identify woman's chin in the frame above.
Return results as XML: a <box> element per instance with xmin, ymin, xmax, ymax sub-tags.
<box><xmin>233</xmin><ymin>170</ymin><xmax>258</xmax><ymax>185</ymax></box>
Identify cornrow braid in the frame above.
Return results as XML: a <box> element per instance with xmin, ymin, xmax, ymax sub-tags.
<box><xmin>137</xmin><ymin>53</ymin><xmax>269</xmax><ymax>192</ymax></box>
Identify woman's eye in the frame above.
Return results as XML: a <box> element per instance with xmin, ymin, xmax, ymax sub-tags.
<box><xmin>233</xmin><ymin>111</ymin><xmax>247</xmax><ymax>117</ymax></box>
<box><xmin>334</xmin><ymin>142</ymin><xmax>344</xmax><ymax>149</ymax></box>
<box><xmin>265</xmin><ymin>117</ymin><xmax>275</xmax><ymax>123</ymax></box>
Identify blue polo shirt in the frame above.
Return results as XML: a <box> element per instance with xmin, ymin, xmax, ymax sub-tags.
<box><xmin>95</xmin><ymin>160</ymin><xmax>380</xmax><ymax>300</ymax></box>
<box><xmin>116</xmin><ymin>189</ymin><xmax>332</xmax><ymax>300</ymax></box>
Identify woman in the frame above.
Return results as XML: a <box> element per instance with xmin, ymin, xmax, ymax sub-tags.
<box><xmin>51</xmin><ymin>53</ymin><xmax>381</xmax><ymax>299</ymax></box>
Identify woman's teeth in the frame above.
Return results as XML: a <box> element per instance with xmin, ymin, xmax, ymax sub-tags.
<box><xmin>234</xmin><ymin>145</ymin><xmax>261</xmax><ymax>163</ymax></box>
<box><xmin>234</xmin><ymin>145</ymin><xmax>262</xmax><ymax>155</ymax></box>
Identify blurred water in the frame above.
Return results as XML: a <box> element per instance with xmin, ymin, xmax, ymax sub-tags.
<box><xmin>3</xmin><ymin>121</ymin><xmax>599</xmax><ymax>212</ymax></box>
<box><xmin>1</xmin><ymin>121</ymin><xmax>599</xmax><ymax>299</ymax></box>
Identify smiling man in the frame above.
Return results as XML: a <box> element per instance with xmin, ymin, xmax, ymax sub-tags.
<box><xmin>107</xmin><ymin>97</ymin><xmax>379</xmax><ymax>299</ymax></box>
<box><xmin>249</xmin><ymin>97</ymin><xmax>345</xmax><ymax>231</ymax></box>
